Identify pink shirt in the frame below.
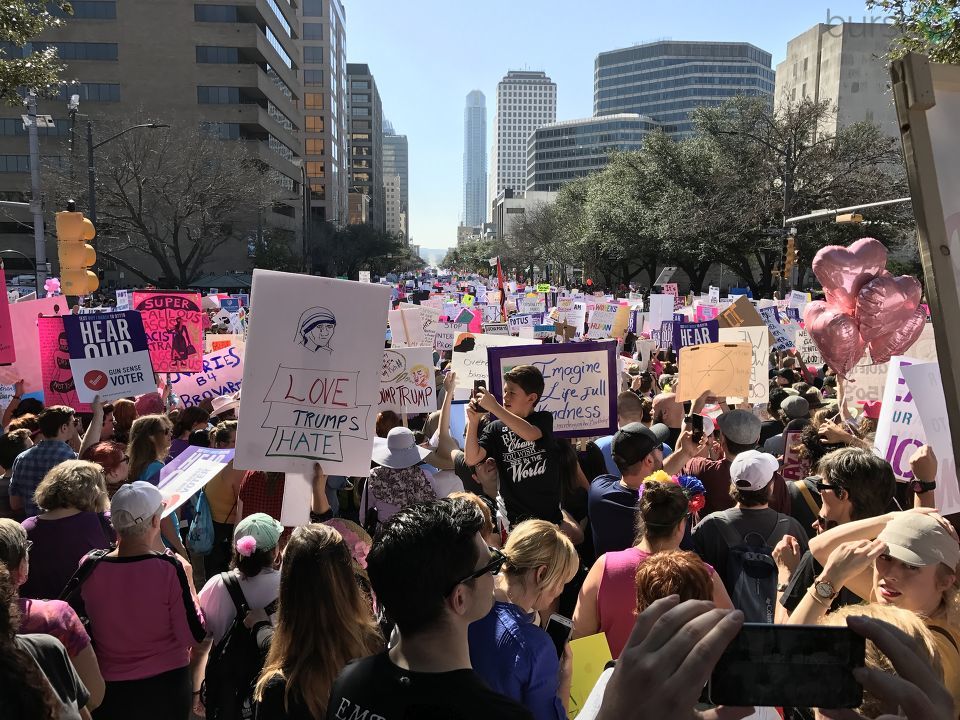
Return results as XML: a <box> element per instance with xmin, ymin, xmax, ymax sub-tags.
<box><xmin>80</xmin><ymin>551</ymin><xmax>206</xmax><ymax>681</ymax></box>
<box><xmin>18</xmin><ymin>597</ymin><xmax>90</xmax><ymax>658</ymax></box>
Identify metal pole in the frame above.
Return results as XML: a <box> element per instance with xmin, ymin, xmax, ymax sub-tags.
<box><xmin>301</xmin><ymin>166</ymin><xmax>310</xmax><ymax>273</ymax></box>
<box><xmin>86</xmin><ymin>120</ymin><xmax>96</xmax><ymax>224</ymax></box>
<box><xmin>785</xmin><ymin>197</ymin><xmax>913</xmax><ymax>225</ymax></box>
<box><xmin>26</xmin><ymin>92</ymin><xmax>47</xmax><ymax>295</ymax></box>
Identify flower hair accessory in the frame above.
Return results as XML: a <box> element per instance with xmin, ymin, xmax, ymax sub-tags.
<box><xmin>643</xmin><ymin>470</ymin><xmax>674</xmax><ymax>485</ymax></box>
<box><xmin>236</xmin><ymin>535</ymin><xmax>257</xmax><ymax>557</ymax></box>
<box><xmin>675</xmin><ymin>474</ymin><xmax>706</xmax><ymax>516</ymax></box>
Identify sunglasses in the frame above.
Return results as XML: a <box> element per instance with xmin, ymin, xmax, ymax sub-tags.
<box><xmin>814</xmin><ymin>481</ymin><xmax>845</xmax><ymax>495</ymax></box>
<box><xmin>814</xmin><ymin>516</ymin><xmax>839</xmax><ymax>532</ymax></box>
<box><xmin>446</xmin><ymin>547</ymin><xmax>507</xmax><ymax>596</ymax></box>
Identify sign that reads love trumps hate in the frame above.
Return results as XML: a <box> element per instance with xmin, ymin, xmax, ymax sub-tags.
<box><xmin>63</xmin><ymin>311</ymin><xmax>156</xmax><ymax>402</ymax></box>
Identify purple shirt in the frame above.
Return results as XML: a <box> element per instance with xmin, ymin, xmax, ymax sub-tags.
<box><xmin>20</xmin><ymin>512</ymin><xmax>114</xmax><ymax>600</ymax></box>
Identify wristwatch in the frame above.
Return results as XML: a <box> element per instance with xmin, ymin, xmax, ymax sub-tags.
<box><xmin>776</xmin><ymin>582</ymin><xmax>789</xmax><ymax>593</ymax></box>
<box><xmin>908</xmin><ymin>479</ymin><xmax>937</xmax><ymax>494</ymax></box>
<box><xmin>813</xmin><ymin>577</ymin><xmax>838</xmax><ymax>601</ymax></box>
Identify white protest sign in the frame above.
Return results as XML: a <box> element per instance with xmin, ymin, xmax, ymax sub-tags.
<box><xmin>653</xmin><ymin>267</ymin><xmax>677</xmax><ymax>285</ymax></box>
<box><xmin>205</xmin><ymin>333</ymin><xmax>246</xmax><ymax>354</ymax></box>
<box><xmin>788</xmin><ymin>290</ymin><xmax>809</xmax><ymax>310</ymax></box>
<box><xmin>234</xmin><ymin>270</ymin><xmax>391</xmax><ymax>476</ymax></box>
<box><xmin>585</xmin><ymin>302</ymin><xmax>621</xmax><ymax>340</ymax></box>
<box><xmin>875</xmin><ymin>356</ymin><xmax>937</xmax><ymax>485</ymax></box>
<box><xmin>378</xmin><ymin>347</ymin><xmax>437</xmax><ymax>414</ymax></box>
<box><xmin>170</xmin><ymin>345</ymin><xmax>243</xmax><ymax>408</ymax></box>
<box><xmin>450</xmin><ymin>332</ymin><xmax>535</xmax><ymax>402</ymax></box>
<box><xmin>758</xmin><ymin>307</ymin><xmax>795</xmax><ymax>352</ymax></box>
<box><xmin>795</xmin><ymin>328</ymin><xmax>823</xmax><ymax>367</ymax></box>
<box><xmin>434</xmin><ymin>322</ymin><xmax>469</xmax><ymax>351</ymax></box>
<box><xmin>115</xmin><ymin>289</ymin><xmax>130</xmax><ymax>310</ymax></box>
<box><xmin>158</xmin><ymin>447</ymin><xmax>235</xmax><ymax>518</ymax></box>
<box><xmin>647</xmin><ymin>294</ymin><xmax>674</xmax><ymax>333</ymax></box>
<box><xmin>483</xmin><ymin>322</ymin><xmax>510</xmax><ymax>336</ymax></box>
<box><xmin>388</xmin><ymin>308</ymin><xmax>426</xmax><ymax>347</ymax></box>
<box><xmin>567</xmin><ymin>301</ymin><xmax>587</xmax><ymax>337</ymax></box>
<box><xmin>280</xmin><ymin>472</ymin><xmax>311</xmax><ymax>526</ymax></box>
<box><xmin>508</xmin><ymin>313</ymin><xmax>539</xmax><ymax>335</ymax></box>
<box><xmin>719</xmin><ymin>325</ymin><xmax>769</xmax><ymax>404</ymax></box>
<box><xmin>518</xmin><ymin>296</ymin><xmax>545</xmax><ymax>315</ymax></box>
<box><xmin>358</xmin><ymin>270</ymin><xmax>371</xmax><ymax>283</ymax></box>
<box><xmin>900</xmin><ymin>362</ymin><xmax>960</xmax><ymax>515</ymax></box>
<box><xmin>845</xmin><ymin>324</ymin><xmax>938</xmax><ymax>403</ymax></box>
<box><xmin>708</xmin><ymin>286</ymin><xmax>720</xmax><ymax>306</ymax></box>
<box><xmin>63</xmin><ymin>311</ymin><xmax>156</xmax><ymax>402</ymax></box>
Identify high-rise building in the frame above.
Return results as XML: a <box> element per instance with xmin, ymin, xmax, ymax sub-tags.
<box><xmin>347</xmin><ymin>63</ymin><xmax>384</xmax><ymax>229</ymax></box>
<box><xmin>488</xmin><ymin>71</ymin><xmax>556</xmax><ymax>215</ymax></box>
<box><xmin>775</xmin><ymin>22</ymin><xmax>899</xmax><ymax>137</ymax></box>
<box><xmin>384</xmin><ymin>173</ymin><xmax>403</xmax><ymax>237</ymax></box>
<box><xmin>594</xmin><ymin>41</ymin><xmax>775</xmax><ymax>138</ymax></box>
<box><xmin>382</xmin><ymin>128</ymin><xmax>408</xmax><ymax>240</ymax></box>
<box><xmin>462</xmin><ymin>90</ymin><xmax>486</xmax><ymax>228</ymax></box>
<box><xmin>526</xmin><ymin>114</ymin><xmax>659</xmax><ymax>191</ymax></box>
<box><xmin>0</xmin><ymin>0</ymin><xmax>350</xmax><ymax>281</ymax></box>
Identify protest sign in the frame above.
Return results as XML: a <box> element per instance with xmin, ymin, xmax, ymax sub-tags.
<box><xmin>378</xmin><ymin>347</ymin><xmax>436</xmax><ymax>414</ymax></box>
<box><xmin>219</xmin><ymin>297</ymin><xmax>241</xmax><ymax>313</ymax></box>
<box><xmin>61</xmin><ymin>311</ymin><xmax>154</xmax><ymax>403</ymax></box>
<box><xmin>488</xmin><ymin>341</ymin><xmax>617</xmax><ymax>438</ymax></box>
<box><xmin>676</xmin><ymin>343</ymin><xmax>752</xmax><ymax>402</ymax></box>
<box><xmin>358</xmin><ymin>270</ymin><xmax>371</xmax><ymax>283</ymax></box>
<box><xmin>158</xmin><ymin>446</ymin><xmax>234</xmax><ymax>518</ymax></box>
<box><xmin>483</xmin><ymin>322</ymin><xmax>510</xmax><ymax>336</ymax></box>
<box><xmin>719</xmin><ymin>325</ymin><xmax>769</xmax><ymax>404</ymax></box>
<box><xmin>781</xmin><ymin>431</ymin><xmax>810</xmax><ymax>481</ymax></box>
<box><xmin>0</xmin><ymin>296</ymin><xmax>70</xmax><ymax>394</ymax></box>
<box><xmin>845</xmin><ymin>324</ymin><xmax>937</xmax><ymax>403</ymax></box>
<box><xmin>234</xmin><ymin>270</ymin><xmax>391</xmax><ymax>476</ymax></box>
<box><xmin>205</xmin><ymin>333</ymin><xmax>245</xmax><ymax>353</ymax></box>
<box><xmin>653</xmin><ymin>267</ymin><xmax>677</xmax><ymax>286</ymax></box>
<box><xmin>875</xmin><ymin>356</ymin><xmax>933</xmax><ymax>484</ymax></box>
<box><xmin>672</xmin><ymin>320</ymin><xmax>719</xmax><ymax>352</ymax></box>
<box><xmin>0</xmin><ymin>268</ymin><xmax>14</xmax><ymax>365</ymax></box>
<box><xmin>567</xmin><ymin>301</ymin><xmax>587</xmax><ymax>337</ymax></box>
<box><xmin>169</xmin><ymin>345</ymin><xmax>243</xmax><ymax>408</ymax></box>
<box><xmin>479</xmin><ymin>304</ymin><xmax>502</xmax><ymax>323</ymax></box>
<box><xmin>556</xmin><ymin>298</ymin><xmax>574</xmax><ymax>322</ymax></box>
<box><xmin>419</xmin><ymin>305</ymin><xmax>442</xmax><ymax>349</ymax></box>
<box><xmin>518</xmin><ymin>296</ymin><xmax>545</xmax><ymax>315</ymax></box>
<box><xmin>568</xmin><ymin>633</ymin><xmax>612</xmax><ymax>719</ymax></box>
<box><xmin>707</xmin><ymin>286</ymin><xmax>720</xmax><ymax>306</ymax></box>
<box><xmin>451</xmin><ymin>332</ymin><xmax>535</xmax><ymax>402</ymax></box>
<box><xmin>788</xmin><ymin>290</ymin><xmax>809</xmax><ymax>310</ymax></box>
<box><xmin>115</xmin><ymin>289</ymin><xmax>130</xmax><ymax>310</ymax></box>
<box><xmin>434</xmin><ymin>322</ymin><xmax>469</xmax><ymax>351</ymax></box>
<box><xmin>717</xmin><ymin>295</ymin><xmax>765</xmax><ymax>330</ymax></box>
<box><xmin>646</xmin><ymin>294</ymin><xmax>675</xmax><ymax>333</ymax></box>
<box><xmin>132</xmin><ymin>291</ymin><xmax>203</xmax><ymax>372</ymax></box>
<box><xmin>38</xmin><ymin>316</ymin><xmax>91</xmax><ymax>412</ymax></box>
<box><xmin>795</xmin><ymin>328</ymin><xmax>823</xmax><ymax>367</ymax></box>
<box><xmin>662</xmin><ymin>283</ymin><xmax>678</xmax><ymax>297</ymax></box>
<box><xmin>759</xmin><ymin>306</ymin><xmax>795</xmax><ymax>352</ymax></box>
<box><xmin>388</xmin><ymin>308</ymin><xmax>426</xmax><ymax>347</ymax></box>
<box><xmin>901</xmin><ymin>362</ymin><xmax>960</xmax><ymax>514</ymax></box>
<box><xmin>279</xmin><ymin>471</ymin><xmax>311</xmax><ymax>526</ymax></box>
<box><xmin>585</xmin><ymin>302</ymin><xmax>628</xmax><ymax>340</ymax></box>
<box><xmin>508</xmin><ymin>313</ymin><xmax>542</xmax><ymax>335</ymax></box>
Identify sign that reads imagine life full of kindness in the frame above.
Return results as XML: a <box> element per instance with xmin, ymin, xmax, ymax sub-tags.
<box><xmin>169</xmin><ymin>345</ymin><xmax>243</xmax><ymax>408</ymax></box>
<box><xmin>234</xmin><ymin>270</ymin><xmax>391</xmax><ymax>476</ymax></box>
<box><xmin>62</xmin><ymin>311</ymin><xmax>156</xmax><ymax>402</ymax></box>
<box><xmin>132</xmin><ymin>291</ymin><xmax>204</xmax><ymax>372</ymax></box>
<box><xmin>487</xmin><ymin>341</ymin><xmax>617</xmax><ymax>438</ymax></box>
<box><xmin>378</xmin><ymin>347</ymin><xmax>437</xmax><ymax>414</ymax></box>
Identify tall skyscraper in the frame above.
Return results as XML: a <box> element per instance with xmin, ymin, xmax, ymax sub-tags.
<box><xmin>347</xmin><ymin>63</ymin><xmax>384</xmax><ymax>230</ymax></box>
<box><xmin>775</xmin><ymin>23</ymin><xmax>899</xmax><ymax>137</ymax></box>
<box><xmin>488</xmin><ymin>71</ymin><xmax>556</xmax><ymax>215</ymax></box>
<box><xmin>382</xmin><ymin>127</ymin><xmax>409</xmax><ymax>240</ymax></box>
<box><xmin>594</xmin><ymin>41</ymin><xmax>775</xmax><ymax>138</ymax></box>
<box><xmin>462</xmin><ymin>90</ymin><xmax>486</xmax><ymax>228</ymax></box>
<box><xmin>384</xmin><ymin>173</ymin><xmax>403</xmax><ymax>237</ymax></box>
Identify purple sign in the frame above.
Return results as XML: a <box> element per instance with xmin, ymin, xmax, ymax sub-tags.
<box><xmin>672</xmin><ymin>320</ymin><xmax>719</xmax><ymax>351</ymax></box>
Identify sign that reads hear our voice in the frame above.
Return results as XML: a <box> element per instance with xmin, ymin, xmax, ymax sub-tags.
<box><xmin>63</xmin><ymin>311</ymin><xmax>156</xmax><ymax>402</ymax></box>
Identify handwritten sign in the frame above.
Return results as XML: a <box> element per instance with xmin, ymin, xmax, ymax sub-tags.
<box><xmin>205</xmin><ymin>333</ymin><xmax>245</xmax><ymax>353</ymax></box>
<box><xmin>795</xmin><ymin>328</ymin><xmax>823</xmax><ymax>367</ymax></box>
<box><xmin>488</xmin><ymin>341</ymin><xmax>617</xmax><ymax>438</ymax></box>
<box><xmin>132</xmin><ymin>291</ymin><xmax>203</xmax><ymax>372</ymax></box>
<box><xmin>158</xmin><ymin>446</ymin><xmax>235</xmax><ymax>518</ymax></box>
<box><xmin>234</xmin><ymin>270</ymin><xmax>390</xmax><ymax>476</ymax></box>
<box><xmin>169</xmin><ymin>345</ymin><xmax>243</xmax><ymax>408</ymax></box>
<box><xmin>845</xmin><ymin>324</ymin><xmax>937</xmax><ymax>403</ymax></box>
<box><xmin>719</xmin><ymin>325</ymin><xmax>769</xmax><ymax>404</ymax></box>
<box><xmin>63</xmin><ymin>311</ymin><xmax>156</xmax><ymax>402</ymax></box>
<box><xmin>39</xmin><ymin>316</ymin><xmax>91</xmax><ymax>413</ymax></box>
<box><xmin>585</xmin><ymin>302</ymin><xmax>625</xmax><ymax>340</ymax></box>
<box><xmin>0</xmin><ymin>296</ymin><xmax>69</xmax><ymax>394</ymax></box>
<box><xmin>662</xmin><ymin>283</ymin><xmax>678</xmax><ymax>296</ymax></box>
<box><xmin>389</xmin><ymin>308</ymin><xmax>426</xmax><ymax>347</ymax></box>
<box><xmin>759</xmin><ymin>307</ymin><xmax>795</xmax><ymax>352</ymax></box>
<box><xmin>434</xmin><ymin>322</ymin><xmax>469</xmax><ymax>351</ymax></box>
<box><xmin>676</xmin><ymin>343</ymin><xmax>752</xmax><ymax>402</ymax></box>
<box><xmin>358</xmin><ymin>270</ymin><xmax>371</xmax><ymax>283</ymax></box>
<box><xmin>451</xmin><ymin>332</ymin><xmax>535</xmax><ymax>402</ymax></box>
<box><xmin>378</xmin><ymin>347</ymin><xmax>436</xmax><ymax>414</ymax></box>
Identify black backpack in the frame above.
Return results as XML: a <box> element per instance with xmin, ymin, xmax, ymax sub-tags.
<box><xmin>201</xmin><ymin>572</ymin><xmax>275</xmax><ymax>720</ymax></box>
<box><xmin>715</xmin><ymin>515</ymin><xmax>789</xmax><ymax>624</ymax></box>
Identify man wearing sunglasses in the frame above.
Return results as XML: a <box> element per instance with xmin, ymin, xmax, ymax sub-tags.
<box><xmin>328</xmin><ymin>498</ymin><xmax>532</xmax><ymax>720</ymax></box>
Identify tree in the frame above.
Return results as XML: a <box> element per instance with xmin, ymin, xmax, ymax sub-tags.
<box><xmin>251</xmin><ymin>228</ymin><xmax>298</xmax><ymax>272</ymax></box>
<box><xmin>309</xmin><ymin>221</ymin><xmax>414</xmax><ymax>278</ymax></box>
<box><xmin>0</xmin><ymin>1</ymin><xmax>70</xmax><ymax>105</ymax></box>
<box><xmin>868</xmin><ymin>0</ymin><xmax>960</xmax><ymax>64</ymax></box>
<box><xmin>46</xmin><ymin>117</ymin><xmax>278</xmax><ymax>286</ymax></box>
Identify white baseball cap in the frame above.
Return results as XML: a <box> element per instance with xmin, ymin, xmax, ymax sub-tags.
<box><xmin>111</xmin><ymin>481</ymin><xmax>164</xmax><ymax>531</ymax></box>
<box><xmin>730</xmin><ymin>450</ymin><xmax>780</xmax><ymax>492</ymax></box>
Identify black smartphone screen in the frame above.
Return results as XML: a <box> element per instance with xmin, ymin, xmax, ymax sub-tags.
<box><xmin>685</xmin><ymin>414</ymin><xmax>704</xmax><ymax>442</ymax></box>
<box><xmin>544</xmin><ymin>615</ymin><xmax>572</xmax><ymax>658</ymax></box>
<box><xmin>709</xmin><ymin>624</ymin><xmax>865</xmax><ymax>709</ymax></box>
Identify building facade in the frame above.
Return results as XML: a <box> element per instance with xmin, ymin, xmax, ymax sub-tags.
<box><xmin>526</xmin><ymin>113</ymin><xmax>659</xmax><ymax>191</ymax></box>
<box><xmin>382</xmin><ymin>128</ymin><xmax>408</xmax><ymax>240</ymax></box>
<box><xmin>0</xmin><ymin>0</ymin><xmax>351</xmax><ymax>283</ymax></box>
<box><xmin>774</xmin><ymin>22</ymin><xmax>899</xmax><ymax>137</ymax></box>
<box><xmin>594</xmin><ymin>41</ymin><xmax>775</xmax><ymax>138</ymax></box>
<box><xmin>491</xmin><ymin>189</ymin><xmax>557</xmax><ymax>244</ymax></box>
<box><xmin>488</xmin><ymin>70</ymin><xmax>556</xmax><ymax>216</ymax></box>
<box><xmin>462</xmin><ymin>89</ymin><xmax>486</xmax><ymax>228</ymax></box>
<box><xmin>347</xmin><ymin>63</ymin><xmax>383</xmax><ymax>229</ymax></box>
<box><xmin>384</xmin><ymin>173</ymin><xmax>402</xmax><ymax>237</ymax></box>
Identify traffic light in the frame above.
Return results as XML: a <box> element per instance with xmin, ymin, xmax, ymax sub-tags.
<box><xmin>56</xmin><ymin>206</ymin><xmax>98</xmax><ymax>296</ymax></box>
<box><xmin>784</xmin><ymin>235</ymin><xmax>798</xmax><ymax>277</ymax></box>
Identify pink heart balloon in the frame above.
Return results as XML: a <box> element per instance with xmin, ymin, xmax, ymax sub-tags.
<box><xmin>812</xmin><ymin>238</ymin><xmax>888</xmax><ymax>315</ymax></box>
<box><xmin>855</xmin><ymin>275</ymin><xmax>923</xmax><ymax>343</ymax></box>
<box><xmin>803</xmin><ymin>301</ymin><xmax>866</xmax><ymax>378</ymax></box>
<box><xmin>867</xmin><ymin>307</ymin><xmax>926</xmax><ymax>364</ymax></box>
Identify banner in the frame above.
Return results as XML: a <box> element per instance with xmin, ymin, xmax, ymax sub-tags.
<box><xmin>676</xmin><ymin>343</ymin><xmax>752</xmax><ymax>402</ymax></box>
<box><xmin>450</xmin><ymin>332</ymin><xmax>535</xmax><ymax>402</ymax></box>
<box><xmin>158</xmin><ymin>446</ymin><xmax>235</xmax><ymax>518</ymax></box>
<box><xmin>234</xmin><ymin>271</ymin><xmax>391</xmax><ymax>476</ymax></box>
<box><xmin>63</xmin><ymin>311</ymin><xmax>156</xmax><ymax>403</ymax></box>
<box><xmin>38</xmin><ymin>316</ymin><xmax>91</xmax><ymax>412</ymax></box>
<box><xmin>0</xmin><ymin>267</ymin><xmax>14</xmax><ymax>364</ymax></box>
<box><xmin>378</xmin><ymin>347</ymin><xmax>436</xmax><ymax>414</ymax></box>
<box><xmin>132</xmin><ymin>291</ymin><xmax>203</xmax><ymax>372</ymax></box>
<box><xmin>0</xmin><ymin>296</ymin><xmax>70</xmax><ymax>394</ymax></box>
<box><xmin>719</xmin><ymin>325</ymin><xmax>769</xmax><ymax>404</ymax></box>
<box><xmin>488</xmin><ymin>341</ymin><xmax>617</xmax><ymax>438</ymax></box>
<box><xmin>169</xmin><ymin>345</ymin><xmax>243</xmax><ymax>408</ymax></box>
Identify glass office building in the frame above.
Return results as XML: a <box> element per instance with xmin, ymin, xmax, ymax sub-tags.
<box><xmin>594</xmin><ymin>41</ymin><xmax>775</xmax><ymax>138</ymax></box>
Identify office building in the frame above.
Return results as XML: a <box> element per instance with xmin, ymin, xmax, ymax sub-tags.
<box><xmin>382</xmin><ymin>127</ymin><xmax>408</xmax><ymax>240</ymax></box>
<box><xmin>385</xmin><ymin>173</ymin><xmax>403</xmax><ymax>237</ymax></box>
<box><xmin>462</xmin><ymin>90</ymin><xmax>486</xmax><ymax>227</ymax></box>
<box><xmin>594</xmin><ymin>41</ymin><xmax>775</xmax><ymax>138</ymax></box>
<box><xmin>491</xmin><ymin>189</ymin><xmax>557</xmax><ymax>243</ymax></box>
<box><xmin>0</xmin><ymin>0</ymin><xmax>351</xmax><ymax>282</ymax></box>
<box><xmin>526</xmin><ymin>113</ymin><xmax>659</xmax><ymax>191</ymax></box>
<box><xmin>775</xmin><ymin>22</ymin><xmax>899</xmax><ymax>136</ymax></box>
<box><xmin>347</xmin><ymin>63</ymin><xmax>384</xmax><ymax>229</ymax></box>
<box><xmin>488</xmin><ymin>70</ymin><xmax>556</xmax><ymax>214</ymax></box>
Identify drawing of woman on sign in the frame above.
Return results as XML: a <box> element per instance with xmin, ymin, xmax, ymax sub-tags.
<box><xmin>170</xmin><ymin>317</ymin><xmax>197</xmax><ymax>365</ymax></box>
<box><xmin>49</xmin><ymin>332</ymin><xmax>75</xmax><ymax>399</ymax></box>
<box><xmin>296</xmin><ymin>306</ymin><xmax>336</xmax><ymax>353</ymax></box>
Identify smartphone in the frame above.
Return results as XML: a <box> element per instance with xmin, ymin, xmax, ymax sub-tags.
<box><xmin>684</xmin><ymin>414</ymin><xmax>704</xmax><ymax>443</ymax></box>
<box><xmin>544</xmin><ymin>614</ymin><xmax>573</xmax><ymax>658</ymax></box>
<box><xmin>472</xmin><ymin>380</ymin><xmax>486</xmax><ymax>399</ymax></box>
<box><xmin>708</xmin><ymin>624</ymin><xmax>865</xmax><ymax>709</ymax></box>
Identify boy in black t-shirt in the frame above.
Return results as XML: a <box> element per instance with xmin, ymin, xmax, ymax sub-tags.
<box><xmin>464</xmin><ymin>364</ymin><xmax>561</xmax><ymax>526</ymax></box>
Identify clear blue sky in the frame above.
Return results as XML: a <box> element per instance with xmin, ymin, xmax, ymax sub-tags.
<box><xmin>345</xmin><ymin>0</ymin><xmax>888</xmax><ymax>253</ymax></box>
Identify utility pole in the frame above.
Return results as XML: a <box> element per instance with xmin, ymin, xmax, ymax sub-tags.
<box><xmin>86</xmin><ymin>120</ymin><xmax>97</xmax><ymax>224</ymax></box>
<box><xmin>779</xmin><ymin>138</ymin><xmax>793</xmax><ymax>296</ymax></box>
<box><xmin>25</xmin><ymin>91</ymin><xmax>48</xmax><ymax>295</ymax></box>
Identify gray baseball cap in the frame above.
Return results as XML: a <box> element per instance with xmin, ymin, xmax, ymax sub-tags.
<box><xmin>716</xmin><ymin>409</ymin><xmax>761</xmax><ymax>446</ymax></box>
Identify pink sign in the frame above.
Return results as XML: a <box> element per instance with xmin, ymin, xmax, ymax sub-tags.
<box><xmin>0</xmin><ymin>268</ymin><xmax>14</xmax><ymax>364</ymax></box>
<box><xmin>38</xmin><ymin>315</ymin><xmax>91</xmax><ymax>412</ymax></box>
<box><xmin>132</xmin><ymin>291</ymin><xmax>203</xmax><ymax>372</ymax></box>
<box><xmin>0</xmin><ymin>296</ymin><xmax>70</xmax><ymax>394</ymax></box>
<box><xmin>780</xmin><ymin>430</ymin><xmax>810</xmax><ymax>481</ymax></box>
<box><xmin>695</xmin><ymin>305</ymin><xmax>720</xmax><ymax>322</ymax></box>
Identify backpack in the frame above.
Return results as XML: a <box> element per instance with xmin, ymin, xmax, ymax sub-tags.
<box><xmin>715</xmin><ymin>515</ymin><xmax>789</xmax><ymax>624</ymax></box>
<box><xmin>59</xmin><ymin>549</ymin><xmax>110</xmax><ymax>633</ymax></box>
<box><xmin>188</xmin><ymin>491</ymin><xmax>215</xmax><ymax>555</ymax></box>
<box><xmin>201</xmin><ymin>572</ymin><xmax>275</xmax><ymax>720</ymax></box>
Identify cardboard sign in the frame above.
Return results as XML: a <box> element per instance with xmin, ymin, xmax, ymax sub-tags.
<box><xmin>132</xmin><ymin>291</ymin><xmax>204</xmax><ymax>372</ymax></box>
<box><xmin>719</xmin><ymin>325</ymin><xmax>769</xmax><ymax>404</ymax></box>
<box><xmin>378</xmin><ymin>347</ymin><xmax>436</xmax><ymax>414</ymax></box>
<box><xmin>0</xmin><ymin>296</ymin><xmax>70</xmax><ymax>394</ymax></box>
<box><xmin>63</xmin><ymin>311</ymin><xmax>156</xmax><ymax>402</ymax></box>
<box><xmin>234</xmin><ymin>270</ymin><xmax>391</xmax><ymax>476</ymax></box>
<box><xmin>717</xmin><ymin>295</ymin><xmax>765</xmax><ymax>329</ymax></box>
<box><xmin>450</xmin><ymin>332</ymin><xmax>535</xmax><ymax>402</ymax></box>
<box><xmin>38</xmin><ymin>316</ymin><xmax>91</xmax><ymax>413</ymax></box>
<box><xmin>568</xmin><ymin>632</ymin><xmax>613</xmax><ymax>719</ymax></box>
<box><xmin>488</xmin><ymin>341</ymin><xmax>617</xmax><ymax>438</ymax></box>
<box><xmin>205</xmin><ymin>333</ymin><xmax>246</xmax><ymax>353</ymax></box>
<box><xmin>169</xmin><ymin>345</ymin><xmax>243</xmax><ymax>408</ymax></box>
<box><xmin>0</xmin><ymin>267</ymin><xmax>14</xmax><ymax>364</ymax></box>
<box><xmin>158</xmin><ymin>446</ymin><xmax>235</xmax><ymax>518</ymax></box>
<box><xmin>676</xmin><ymin>343</ymin><xmax>752</xmax><ymax>402</ymax></box>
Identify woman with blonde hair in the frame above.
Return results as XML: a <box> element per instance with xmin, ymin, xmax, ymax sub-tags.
<box><xmin>127</xmin><ymin>414</ymin><xmax>185</xmax><ymax>556</ymax></box>
<box><xmin>468</xmin><ymin>519</ymin><xmax>579</xmax><ymax>720</ymax></box>
<box><xmin>253</xmin><ymin>523</ymin><xmax>383</xmax><ymax>719</ymax></box>
<box><xmin>20</xmin><ymin>460</ymin><xmax>113</xmax><ymax>599</ymax></box>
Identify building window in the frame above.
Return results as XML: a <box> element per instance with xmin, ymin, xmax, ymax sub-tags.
<box><xmin>302</xmin><ymin>0</ymin><xmax>323</xmax><ymax>16</ymax></box>
<box><xmin>305</xmin><ymin>115</ymin><xmax>325</xmax><ymax>131</ymax></box>
<box><xmin>351</xmin><ymin>106</ymin><xmax>369</xmax><ymax>116</ymax></box>
<box><xmin>266</xmin><ymin>0</ymin><xmax>291</xmax><ymax>36</ymax></box>
<box><xmin>351</xmin><ymin>94</ymin><xmax>369</xmax><ymax>103</ymax></box>
<box><xmin>306</xmin><ymin>161</ymin><xmax>325</xmax><ymax>177</ymax></box>
<box><xmin>352</xmin><ymin>80</ymin><xmax>369</xmax><ymax>90</ymax></box>
<box><xmin>200</xmin><ymin>122</ymin><xmax>240</xmax><ymax>139</ymax></box>
<box><xmin>196</xmin><ymin>46</ymin><xmax>239</xmax><ymax>63</ymax></box>
<box><xmin>197</xmin><ymin>86</ymin><xmax>240</xmax><ymax>104</ymax></box>
<box><xmin>37</xmin><ymin>42</ymin><xmax>117</xmax><ymax>60</ymax></box>
<box><xmin>267</xmin><ymin>101</ymin><xmax>295</xmax><ymax>131</ymax></box>
<box><xmin>306</xmin><ymin>138</ymin><xmax>325</xmax><ymax>154</ymax></box>
<box><xmin>303</xmin><ymin>22</ymin><xmax>324</xmax><ymax>39</ymax></box>
<box><xmin>0</xmin><ymin>156</ymin><xmax>30</xmax><ymax>173</ymax></box>
<box><xmin>50</xmin><ymin>1</ymin><xmax>117</xmax><ymax>19</ymax></box>
<box><xmin>194</xmin><ymin>4</ymin><xmax>238</xmax><ymax>21</ymax></box>
<box><xmin>56</xmin><ymin>82</ymin><xmax>120</xmax><ymax>102</ymax></box>
<box><xmin>265</xmin><ymin>27</ymin><xmax>292</xmax><ymax>68</ymax></box>
<box><xmin>303</xmin><ymin>46</ymin><xmax>324</xmax><ymax>64</ymax></box>
<box><xmin>304</xmin><ymin>69</ymin><xmax>323</xmax><ymax>86</ymax></box>
<box><xmin>304</xmin><ymin>93</ymin><xmax>324</xmax><ymax>109</ymax></box>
